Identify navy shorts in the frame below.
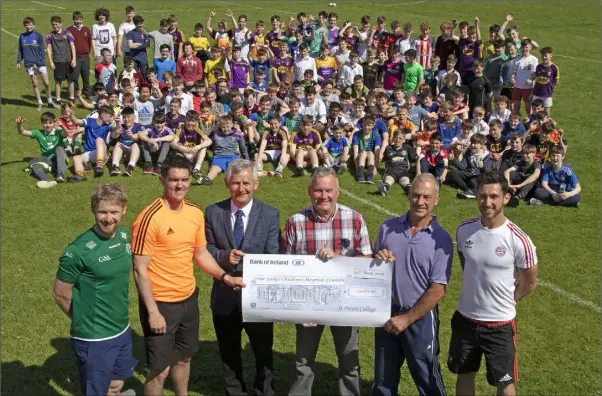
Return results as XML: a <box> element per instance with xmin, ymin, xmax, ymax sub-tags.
<box><xmin>211</xmin><ymin>155</ymin><xmax>239</xmax><ymax>172</ymax></box>
<box><xmin>71</xmin><ymin>327</ymin><xmax>137</xmax><ymax>396</ymax></box>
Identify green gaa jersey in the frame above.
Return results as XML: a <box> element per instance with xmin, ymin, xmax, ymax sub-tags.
<box><xmin>57</xmin><ymin>226</ymin><xmax>132</xmax><ymax>340</ymax></box>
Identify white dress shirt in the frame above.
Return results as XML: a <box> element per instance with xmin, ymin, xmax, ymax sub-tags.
<box><xmin>294</xmin><ymin>56</ymin><xmax>318</xmax><ymax>82</ymax></box>
<box><xmin>230</xmin><ymin>198</ymin><xmax>254</xmax><ymax>234</ymax></box>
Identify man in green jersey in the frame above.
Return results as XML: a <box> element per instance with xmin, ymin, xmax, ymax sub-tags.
<box><xmin>54</xmin><ymin>183</ymin><xmax>137</xmax><ymax>396</ymax></box>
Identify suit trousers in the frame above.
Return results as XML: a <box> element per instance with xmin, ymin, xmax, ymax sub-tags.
<box><xmin>289</xmin><ymin>325</ymin><xmax>360</xmax><ymax>396</ymax></box>
<box><xmin>213</xmin><ymin>308</ymin><xmax>275</xmax><ymax>396</ymax></box>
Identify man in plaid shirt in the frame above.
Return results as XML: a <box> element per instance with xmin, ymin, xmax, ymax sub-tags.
<box><xmin>283</xmin><ymin>167</ymin><xmax>372</xmax><ymax>396</ymax></box>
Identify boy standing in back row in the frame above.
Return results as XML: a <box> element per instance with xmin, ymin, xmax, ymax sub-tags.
<box><xmin>17</xmin><ymin>17</ymin><xmax>54</xmax><ymax>110</ymax></box>
<box><xmin>67</xmin><ymin>11</ymin><xmax>93</xmax><ymax>99</ymax></box>
<box><xmin>46</xmin><ymin>16</ymin><xmax>77</xmax><ymax>105</ymax></box>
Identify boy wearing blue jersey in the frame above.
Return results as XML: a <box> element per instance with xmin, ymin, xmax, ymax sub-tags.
<box><xmin>17</xmin><ymin>17</ymin><xmax>54</xmax><ymax>110</ymax></box>
<box><xmin>352</xmin><ymin>115</ymin><xmax>381</xmax><ymax>183</ymax></box>
<box><xmin>110</xmin><ymin>107</ymin><xmax>143</xmax><ymax>177</ymax></box>
<box><xmin>530</xmin><ymin>147</ymin><xmax>581</xmax><ymax>207</ymax></box>
<box><xmin>321</xmin><ymin>126</ymin><xmax>350</xmax><ymax>175</ymax></box>
<box><xmin>70</xmin><ymin>105</ymin><xmax>118</xmax><ymax>181</ymax></box>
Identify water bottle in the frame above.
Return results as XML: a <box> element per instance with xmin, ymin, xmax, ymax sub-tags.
<box><xmin>559</xmin><ymin>183</ymin><xmax>566</xmax><ymax>193</ymax></box>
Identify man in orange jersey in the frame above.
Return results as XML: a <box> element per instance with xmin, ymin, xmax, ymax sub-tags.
<box><xmin>132</xmin><ymin>154</ymin><xmax>245</xmax><ymax>395</ymax></box>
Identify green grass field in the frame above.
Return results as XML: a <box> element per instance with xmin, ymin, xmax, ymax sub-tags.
<box><xmin>1</xmin><ymin>1</ymin><xmax>600</xmax><ymax>395</ymax></box>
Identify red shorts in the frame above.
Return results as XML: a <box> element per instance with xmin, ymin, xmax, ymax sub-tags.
<box><xmin>512</xmin><ymin>88</ymin><xmax>532</xmax><ymax>102</ymax></box>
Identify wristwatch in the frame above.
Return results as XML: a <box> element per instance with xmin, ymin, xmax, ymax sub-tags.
<box><xmin>220</xmin><ymin>272</ymin><xmax>230</xmax><ymax>284</ymax></box>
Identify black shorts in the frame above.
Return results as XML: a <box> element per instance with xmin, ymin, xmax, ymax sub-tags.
<box><xmin>447</xmin><ymin>311</ymin><xmax>518</xmax><ymax>387</ymax></box>
<box><xmin>54</xmin><ymin>61</ymin><xmax>73</xmax><ymax>82</ymax></box>
<box><xmin>139</xmin><ymin>288</ymin><xmax>200</xmax><ymax>373</ymax></box>
<box><xmin>383</xmin><ymin>169</ymin><xmax>411</xmax><ymax>182</ymax></box>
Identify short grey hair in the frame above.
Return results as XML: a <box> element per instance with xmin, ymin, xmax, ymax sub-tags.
<box><xmin>410</xmin><ymin>173</ymin><xmax>439</xmax><ymax>194</ymax></box>
<box><xmin>309</xmin><ymin>167</ymin><xmax>339</xmax><ymax>188</ymax></box>
<box><xmin>225</xmin><ymin>159</ymin><xmax>258</xmax><ymax>183</ymax></box>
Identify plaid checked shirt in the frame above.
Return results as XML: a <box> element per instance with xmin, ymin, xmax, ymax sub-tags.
<box><xmin>283</xmin><ymin>204</ymin><xmax>373</xmax><ymax>257</ymax></box>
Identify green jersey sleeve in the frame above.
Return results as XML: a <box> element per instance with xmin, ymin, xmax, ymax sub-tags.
<box><xmin>30</xmin><ymin>130</ymin><xmax>43</xmax><ymax>140</ymax></box>
<box><xmin>56</xmin><ymin>246</ymin><xmax>85</xmax><ymax>284</ymax></box>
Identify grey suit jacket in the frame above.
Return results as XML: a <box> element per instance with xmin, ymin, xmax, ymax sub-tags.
<box><xmin>205</xmin><ymin>198</ymin><xmax>280</xmax><ymax>316</ymax></box>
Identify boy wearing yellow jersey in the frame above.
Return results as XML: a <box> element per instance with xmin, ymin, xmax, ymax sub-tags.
<box><xmin>189</xmin><ymin>23</ymin><xmax>210</xmax><ymax>62</ymax></box>
<box><xmin>316</xmin><ymin>45</ymin><xmax>338</xmax><ymax>86</ymax></box>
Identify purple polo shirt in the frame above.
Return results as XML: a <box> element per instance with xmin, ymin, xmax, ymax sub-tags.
<box><xmin>374</xmin><ymin>213</ymin><xmax>453</xmax><ymax>310</ymax></box>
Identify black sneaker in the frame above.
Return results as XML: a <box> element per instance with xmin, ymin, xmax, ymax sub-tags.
<box><xmin>293</xmin><ymin>167</ymin><xmax>305</xmax><ymax>177</ymax></box>
<box><xmin>199</xmin><ymin>176</ymin><xmax>213</xmax><ymax>186</ymax></box>
<box><xmin>110</xmin><ymin>165</ymin><xmax>120</xmax><ymax>176</ymax></box>
<box><xmin>55</xmin><ymin>175</ymin><xmax>65</xmax><ymax>183</ymax></box>
<box><xmin>357</xmin><ymin>176</ymin><xmax>365</xmax><ymax>183</ymax></box>
<box><xmin>365</xmin><ymin>175</ymin><xmax>374</xmax><ymax>184</ymax></box>
<box><xmin>457</xmin><ymin>191</ymin><xmax>468</xmax><ymax>199</ymax></box>
<box><xmin>94</xmin><ymin>165</ymin><xmax>105</xmax><ymax>178</ymax></box>
<box><xmin>377</xmin><ymin>181</ymin><xmax>388</xmax><ymax>196</ymax></box>
<box><xmin>143</xmin><ymin>162</ymin><xmax>154</xmax><ymax>174</ymax></box>
<box><xmin>124</xmin><ymin>165</ymin><xmax>134</xmax><ymax>177</ymax></box>
<box><xmin>508</xmin><ymin>196</ymin><xmax>520</xmax><ymax>207</ymax></box>
<box><xmin>153</xmin><ymin>164</ymin><xmax>162</xmax><ymax>176</ymax></box>
<box><xmin>68</xmin><ymin>174</ymin><xmax>87</xmax><ymax>183</ymax></box>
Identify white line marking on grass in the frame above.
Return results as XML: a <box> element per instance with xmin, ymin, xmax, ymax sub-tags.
<box><xmin>30</xmin><ymin>1</ymin><xmax>65</xmax><ymax>9</ymax></box>
<box><xmin>339</xmin><ymin>188</ymin><xmax>400</xmax><ymax>217</ymax></box>
<box><xmin>555</xmin><ymin>54</ymin><xmax>601</xmax><ymax>64</ymax></box>
<box><xmin>538</xmin><ymin>279</ymin><xmax>601</xmax><ymax>313</ymax></box>
<box><xmin>2</xmin><ymin>28</ymin><xmax>19</xmax><ymax>39</ymax></box>
<box><xmin>339</xmin><ymin>187</ymin><xmax>602</xmax><ymax>314</ymax></box>
<box><xmin>382</xmin><ymin>1</ymin><xmax>426</xmax><ymax>6</ymax></box>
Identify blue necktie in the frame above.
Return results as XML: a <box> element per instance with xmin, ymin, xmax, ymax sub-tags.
<box><xmin>233</xmin><ymin>209</ymin><xmax>244</xmax><ymax>249</ymax></box>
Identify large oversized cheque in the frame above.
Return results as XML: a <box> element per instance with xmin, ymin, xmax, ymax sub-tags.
<box><xmin>242</xmin><ymin>254</ymin><xmax>393</xmax><ymax>327</ymax></box>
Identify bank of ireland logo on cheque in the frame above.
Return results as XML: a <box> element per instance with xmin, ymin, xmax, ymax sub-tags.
<box><xmin>292</xmin><ymin>259</ymin><xmax>305</xmax><ymax>266</ymax></box>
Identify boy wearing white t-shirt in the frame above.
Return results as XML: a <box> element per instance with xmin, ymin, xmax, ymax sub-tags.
<box><xmin>91</xmin><ymin>8</ymin><xmax>117</xmax><ymax>65</ymax></box>
<box><xmin>510</xmin><ymin>39</ymin><xmax>538</xmax><ymax>115</ymax></box>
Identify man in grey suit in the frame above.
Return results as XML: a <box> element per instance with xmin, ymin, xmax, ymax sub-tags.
<box><xmin>205</xmin><ymin>159</ymin><xmax>280</xmax><ymax>396</ymax></box>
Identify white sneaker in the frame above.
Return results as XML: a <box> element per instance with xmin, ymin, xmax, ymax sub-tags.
<box><xmin>464</xmin><ymin>190</ymin><xmax>476</xmax><ymax>199</ymax></box>
<box><xmin>37</xmin><ymin>180</ymin><xmax>57</xmax><ymax>189</ymax></box>
<box><xmin>529</xmin><ymin>198</ymin><xmax>544</xmax><ymax>206</ymax></box>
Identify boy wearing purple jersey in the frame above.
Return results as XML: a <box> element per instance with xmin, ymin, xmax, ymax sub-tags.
<box><xmin>228</xmin><ymin>46</ymin><xmax>251</xmax><ymax>92</ymax></box>
<box><xmin>167</xmin><ymin>15</ymin><xmax>184</xmax><ymax>60</ymax></box>
<box><xmin>170</xmin><ymin>110</ymin><xmax>212</xmax><ymax>178</ymax></box>
<box><xmin>272</xmin><ymin>40</ymin><xmax>293</xmax><ymax>83</ymax></box>
<box><xmin>266</xmin><ymin>15</ymin><xmax>285</xmax><ymax>58</ymax></box>
<box><xmin>456</xmin><ymin>21</ymin><xmax>481</xmax><ymax>85</ymax></box>
<box><xmin>532</xmin><ymin>47</ymin><xmax>558</xmax><ymax>115</ymax></box>
<box><xmin>327</xmin><ymin>13</ymin><xmax>340</xmax><ymax>50</ymax></box>
<box><xmin>139</xmin><ymin>112</ymin><xmax>175</xmax><ymax>175</ymax></box>
<box><xmin>290</xmin><ymin>115</ymin><xmax>322</xmax><ymax>176</ymax></box>
<box><xmin>255</xmin><ymin>114</ymin><xmax>290</xmax><ymax>178</ymax></box>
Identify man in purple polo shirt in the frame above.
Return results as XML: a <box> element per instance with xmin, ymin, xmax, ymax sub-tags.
<box><xmin>372</xmin><ymin>173</ymin><xmax>453</xmax><ymax>396</ymax></box>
